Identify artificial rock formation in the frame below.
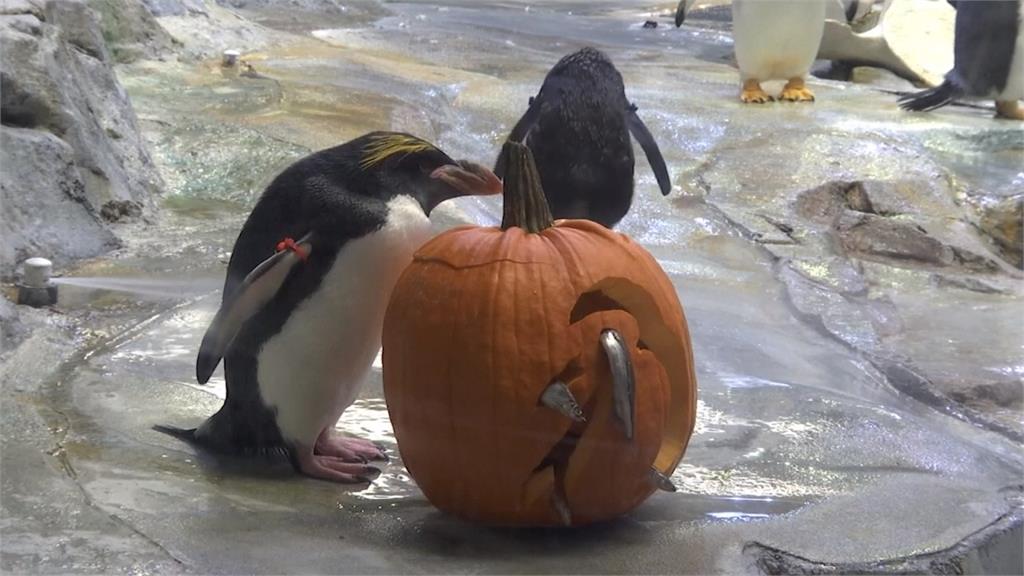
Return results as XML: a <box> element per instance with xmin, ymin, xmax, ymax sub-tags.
<box><xmin>0</xmin><ymin>0</ymin><xmax>165</xmax><ymax>278</ymax></box>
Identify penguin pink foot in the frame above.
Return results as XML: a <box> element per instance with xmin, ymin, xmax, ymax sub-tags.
<box><xmin>296</xmin><ymin>443</ymin><xmax>382</xmax><ymax>483</ymax></box>
<box><xmin>314</xmin><ymin>429</ymin><xmax>388</xmax><ymax>463</ymax></box>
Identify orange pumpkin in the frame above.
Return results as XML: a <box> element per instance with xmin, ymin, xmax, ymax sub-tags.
<box><xmin>382</xmin><ymin>142</ymin><xmax>697</xmax><ymax>526</ymax></box>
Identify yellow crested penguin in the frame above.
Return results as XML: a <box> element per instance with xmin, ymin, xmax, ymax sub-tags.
<box><xmin>156</xmin><ymin>132</ymin><xmax>501</xmax><ymax>483</ymax></box>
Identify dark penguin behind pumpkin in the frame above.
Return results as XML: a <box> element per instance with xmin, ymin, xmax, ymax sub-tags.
<box><xmin>495</xmin><ymin>47</ymin><xmax>672</xmax><ymax>228</ymax></box>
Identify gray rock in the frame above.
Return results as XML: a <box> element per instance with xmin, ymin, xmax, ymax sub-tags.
<box><xmin>140</xmin><ymin>0</ymin><xmax>205</xmax><ymax>16</ymax></box>
<box><xmin>0</xmin><ymin>127</ymin><xmax>120</xmax><ymax>275</ymax></box>
<box><xmin>839</xmin><ymin>212</ymin><xmax>951</xmax><ymax>266</ymax></box>
<box><xmin>87</xmin><ymin>0</ymin><xmax>178</xmax><ymax>63</ymax></box>
<box><xmin>0</xmin><ymin>0</ymin><xmax>43</xmax><ymax>18</ymax></box>
<box><xmin>0</xmin><ymin>296</ymin><xmax>26</xmax><ymax>355</ymax></box>
<box><xmin>793</xmin><ymin>180</ymin><xmax>1001</xmax><ymax>273</ymax></box>
<box><xmin>0</xmin><ymin>0</ymin><xmax>163</xmax><ymax>277</ymax></box>
<box><xmin>46</xmin><ymin>0</ymin><xmax>106</xmax><ymax>59</ymax></box>
<box><xmin>978</xmin><ymin>196</ymin><xmax>1023</xmax><ymax>270</ymax></box>
<box><xmin>3</xmin><ymin>12</ymin><xmax>39</xmax><ymax>34</ymax></box>
<box><xmin>215</xmin><ymin>0</ymin><xmax>347</xmax><ymax>12</ymax></box>
<box><xmin>931</xmin><ymin>274</ymin><xmax>1007</xmax><ymax>295</ymax></box>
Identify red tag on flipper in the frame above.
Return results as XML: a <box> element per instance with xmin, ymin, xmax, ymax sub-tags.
<box><xmin>275</xmin><ymin>237</ymin><xmax>309</xmax><ymax>262</ymax></box>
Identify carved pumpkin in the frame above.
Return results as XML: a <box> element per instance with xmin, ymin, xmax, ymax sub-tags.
<box><xmin>382</xmin><ymin>142</ymin><xmax>697</xmax><ymax>526</ymax></box>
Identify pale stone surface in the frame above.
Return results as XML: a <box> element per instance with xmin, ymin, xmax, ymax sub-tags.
<box><xmin>0</xmin><ymin>0</ymin><xmax>164</xmax><ymax>277</ymax></box>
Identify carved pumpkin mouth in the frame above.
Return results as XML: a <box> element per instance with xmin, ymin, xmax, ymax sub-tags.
<box><xmin>521</xmin><ymin>278</ymin><xmax>688</xmax><ymax>525</ymax></box>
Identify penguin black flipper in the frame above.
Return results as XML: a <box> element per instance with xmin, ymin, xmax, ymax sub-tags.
<box><xmin>195</xmin><ymin>232</ymin><xmax>314</xmax><ymax>385</ymax></box>
<box><xmin>626</xmin><ymin>104</ymin><xmax>672</xmax><ymax>196</ymax></box>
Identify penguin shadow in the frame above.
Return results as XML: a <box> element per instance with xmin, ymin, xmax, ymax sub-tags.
<box><xmin>387</xmin><ymin>492</ymin><xmax>710</xmax><ymax>563</ymax></box>
<box><xmin>390</xmin><ymin>510</ymin><xmax>653</xmax><ymax>561</ymax></box>
<box><xmin>157</xmin><ymin>435</ymin><xmax>375</xmax><ymax>492</ymax></box>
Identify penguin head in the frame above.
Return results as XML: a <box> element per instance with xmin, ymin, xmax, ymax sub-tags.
<box><xmin>550</xmin><ymin>47</ymin><xmax>624</xmax><ymax>90</ymax></box>
<box><xmin>356</xmin><ymin>132</ymin><xmax>502</xmax><ymax>215</ymax></box>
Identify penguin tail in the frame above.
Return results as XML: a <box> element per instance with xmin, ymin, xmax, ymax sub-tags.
<box><xmin>152</xmin><ymin>424</ymin><xmax>199</xmax><ymax>443</ymax></box>
<box><xmin>898</xmin><ymin>80</ymin><xmax>962</xmax><ymax>113</ymax></box>
<box><xmin>153</xmin><ymin>420</ymin><xmax>289</xmax><ymax>459</ymax></box>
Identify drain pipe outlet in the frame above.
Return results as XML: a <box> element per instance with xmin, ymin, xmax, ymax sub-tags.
<box><xmin>16</xmin><ymin>257</ymin><xmax>58</xmax><ymax>307</ymax></box>
<box><xmin>222</xmin><ymin>49</ymin><xmax>241</xmax><ymax>67</ymax></box>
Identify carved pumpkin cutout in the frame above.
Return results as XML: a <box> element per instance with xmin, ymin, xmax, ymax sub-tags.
<box><xmin>382</xmin><ymin>142</ymin><xmax>697</xmax><ymax>526</ymax></box>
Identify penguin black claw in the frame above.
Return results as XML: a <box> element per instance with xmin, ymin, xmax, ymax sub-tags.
<box><xmin>497</xmin><ymin>47</ymin><xmax>672</xmax><ymax>228</ymax></box>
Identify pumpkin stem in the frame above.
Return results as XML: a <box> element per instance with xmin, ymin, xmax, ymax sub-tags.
<box><xmin>499</xmin><ymin>141</ymin><xmax>554</xmax><ymax>233</ymax></box>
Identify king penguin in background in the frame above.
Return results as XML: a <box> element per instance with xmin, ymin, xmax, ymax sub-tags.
<box><xmin>731</xmin><ymin>0</ymin><xmax>828</xmax><ymax>103</ymax></box>
<box><xmin>495</xmin><ymin>47</ymin><xmax>672</xmax><ymax>229</ymax></box>
<box><xmin>899</xmin><ymin>0</ymin><xmax>1024</xmax><ymax>120</ymax></box>
<box><xmin>157</xmin><ymin>132</ymin><xmax>501</xmax><ymax>483</ymax></box>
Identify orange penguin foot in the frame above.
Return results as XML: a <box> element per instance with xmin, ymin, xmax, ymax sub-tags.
<box><xmin>740</xmin><ymin>79</ymin><xmax>774</xmax><ymax>104</ymax></box>
<box><xmin>995</xmin><ymin>100</ymin><xmax>1024</xmax><ymax>120</ymax></box>
<box><xmin>780</xmin><ymin>78</ymin><xmax>815</xmax><ymax>102</ymax></box>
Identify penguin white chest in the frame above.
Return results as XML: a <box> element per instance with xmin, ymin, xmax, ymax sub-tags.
<box><xmin>256</xmin><ymin>195</ymin><xmax>432</xmax><ymax>446</ymax></box>
<box><xmin>733</xmin><ymin>0</ymin><xmax>827</xmax><ymax>81</ymax></box>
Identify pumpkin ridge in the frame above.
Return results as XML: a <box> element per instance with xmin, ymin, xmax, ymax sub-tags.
<box><xmin>412</xmin><ymin>255</ymin><xmax>563</xmax><ymax>270</ymax></box>
<box><xmin>443</xmin><ymin>262</ymin><xmax>465</xmax><ymax>510</ymax></box>
<box><xmin>489</xmin><ymin>258</ymin><xmax>503</xmax><ymax>501</ymax></box>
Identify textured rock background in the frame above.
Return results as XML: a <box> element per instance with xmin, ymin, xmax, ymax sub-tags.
<box><xmin>87</xmin><ymin>0</ymin><xmax>178</xmax><ymax>63</ymax></box>
<box><xmin>0</xmin><ymin>0</ymin><xmax>165</xmax><ymax>279</ymax></box>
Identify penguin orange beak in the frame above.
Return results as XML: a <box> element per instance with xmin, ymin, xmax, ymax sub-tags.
<box><xmin>431</xmin><ymin>160</ymin><xmax>503</xmax><ymax>198</ymax></box>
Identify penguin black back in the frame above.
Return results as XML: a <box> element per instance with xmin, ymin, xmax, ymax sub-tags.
<box><xmin>900</xmin><ymin>0</ymin><xmax>1021</xmax><ymax>112</ymax></box>
<box><xmin>497</xmin><ymin>47</ymin><xmax>671</xmax><ymax>228</ymax></box>
<box><xmin>948</xmin><ymin>0</ymin><xmax>1020</xmax><ymax>96</ymax></box>
<box><xmin>222</xmin><ymin>133</ymin><xmax>453</xmax><ymax>300</ymax></box>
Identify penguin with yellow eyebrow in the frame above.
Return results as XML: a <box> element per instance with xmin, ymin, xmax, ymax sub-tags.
<box><xmin>156</xmin><ymin>131</ymin><xmax>502</xmax><ymax>483</ymax></box>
